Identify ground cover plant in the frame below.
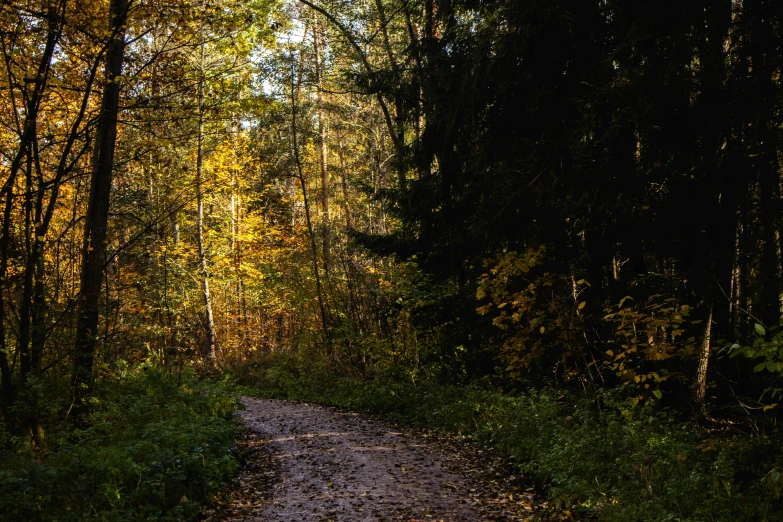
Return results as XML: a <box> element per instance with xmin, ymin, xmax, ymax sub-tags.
<box><xmin>0</xmin><ymin>369</ymin><xmax>239</xmax><ymax>521</ymax></box>
<box><xmin>237</xmin><ymin>354</ymin><xmax>783</xmax><ymax>522</ymax></box>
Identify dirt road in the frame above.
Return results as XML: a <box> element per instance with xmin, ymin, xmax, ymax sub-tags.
<box><xmin>206</xmin><ymin>397</ymin><xmax>540</xmax><ymax>521</ymax></box>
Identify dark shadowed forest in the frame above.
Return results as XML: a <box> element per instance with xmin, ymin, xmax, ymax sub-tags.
<box><xmin>2</xmin><ymin>0</ymin><xmax>783</xmax><ymax>520</ymax></box>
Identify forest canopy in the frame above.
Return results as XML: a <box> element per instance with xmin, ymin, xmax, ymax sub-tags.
<box><xmin>2</xmin><ymin>0</ymin><xmax>783</xmax><ymax>520</ymax></box>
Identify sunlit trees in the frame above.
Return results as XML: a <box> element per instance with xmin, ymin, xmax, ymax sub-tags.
<box><xmin>3</xmin><ymin>0</ymin><xmax>783</xmax><ymax>441</ymax></box>
<box><xmin>0</xmin><ymin>0</ymin><xmax>282</xmax><ymax>428</ymax></box>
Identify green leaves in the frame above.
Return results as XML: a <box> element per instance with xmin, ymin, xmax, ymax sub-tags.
<box><xmin>756</xmin><ymin>361</ymin><xmax>783</xmax><ymax>373</ymax></box>
<box><xmin>734</xmin><ymin>322</ymin><xmax>783</xmax><ymax>376</ymax></box>
<box><xmin>0</xmin><ymin>370</ymin><xmax>238</xmax><ymax>521</ymax></box>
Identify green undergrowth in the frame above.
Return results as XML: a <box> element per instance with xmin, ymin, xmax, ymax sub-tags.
<box><xmin>236</xmin><ymin>355</ymin><xmax>783</xmax><ymax>521</ymax></box>
<box><xmin>0</xmin><ymin>368</ymin><xmax>239</xmax><ymax>521</ymax></box>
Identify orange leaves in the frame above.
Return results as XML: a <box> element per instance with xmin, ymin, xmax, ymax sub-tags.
<box><xmin>603</xmin><ymin>295</ymin><xmax>695</xmax><ymax>403</ymax></box>
<box><xmin>475</xmin><ymin>245</ymin><xmax>573</xmax><ymax>375</ymax></box>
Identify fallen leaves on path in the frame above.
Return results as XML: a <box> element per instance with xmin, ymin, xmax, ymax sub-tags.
<box><xmin>205</xmin><ymin>398</ymin><xmax>566</xmax><ymax>521</ymax></box>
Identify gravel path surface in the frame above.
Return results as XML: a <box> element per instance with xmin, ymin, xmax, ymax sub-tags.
<box><xmin>206</xmin><ymin>397</ymin><xmax>542</xmax><ymax>521</ymax></box>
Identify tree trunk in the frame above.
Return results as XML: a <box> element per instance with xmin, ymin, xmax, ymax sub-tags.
<box><xmin>196</xmin><ymin>38</ymin><xmax>218</xmax><ymax>368</ymax></box>
<box><xmin>747</xmin><ymin>0</ymin><xmax>781</xmax><ymax>327</ymax></box>
<box><xmin>335</xmin><ymin>127</ymin><xmax>353</xmax><ymax>229</ymax></box>
<box><xmin>693</xmin><ymin>303</ymin><xmax>714</xmax><ymax>416</ymax></box>
<box><xmin>374</xmin><ymin>0</ymin><xmax>407</xmax><ymax>192</ymax></box>
<box><xmin>71</xmin><ymin>0</ymin><xmax>128</xmax><ymax>423</ymax></box>
<box><xmin>19</xmin><ymin>152</ymin><xmax>35</xmax><ymax>380</ymax></box>
<box><xmin>290</xmin><ymin>55</ymin><xmax>332</xmax><ymax>357</ymax></box>
<box><xmin>170</xmin><ymin>204</ymin><xmax>180</xmax><ymax>247</ymax></box>
<box><xmin>313</xmin><ymin>20</ymin><xmax>331</xmax><ymax>265</ymax></box>
<box><xmin>0</xmin><ymin>0</ymin><xmax>65</xmax><ymax>417</ymax></box>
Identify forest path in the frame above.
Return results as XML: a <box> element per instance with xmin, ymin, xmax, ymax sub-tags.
<box><xmin>205</xmin><ymin>397</ymin><xmax>542</xmax><ymax>521</ymax></box>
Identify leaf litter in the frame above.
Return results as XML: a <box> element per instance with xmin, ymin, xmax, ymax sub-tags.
<box><xmin>204</xmin><ymin>398</ymin><xmax>570</xmax><ymax>521</ymax></box>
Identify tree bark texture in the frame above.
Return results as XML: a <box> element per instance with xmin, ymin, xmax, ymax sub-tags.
<box><xmin>196</xmin><ymin>39</ymin><xmax>218</xmax><ymax>367</ymax></box>
<box><xmin>71</xmin><ymin>0</ymin><xmax>128</xmax><ymax>423</ymax></box>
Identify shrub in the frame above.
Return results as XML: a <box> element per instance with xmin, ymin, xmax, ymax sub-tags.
<box><xmin>0</xmin><ymin>369</ymin><xmax>239</xmax><ymax>521</ymax></box>
<box><xmin>240</xmin><ymin>356</ymin><xmax>783</xmax><ymax>521</ymax></box>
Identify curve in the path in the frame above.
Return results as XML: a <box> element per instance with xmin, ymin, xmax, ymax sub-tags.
<box><xmin>239</xmin><ymin>397</ymin><xmax>484</xmax><ymax>521</ymax></box>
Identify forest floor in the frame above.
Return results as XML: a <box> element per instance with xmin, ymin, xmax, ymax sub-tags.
<box><xmin>203</xmin><ymin>397</ymin><xmax>555</xmax><ymax>521</ymax></box>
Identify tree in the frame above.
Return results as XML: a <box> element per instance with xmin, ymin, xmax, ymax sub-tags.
<box><xmin>72</xmin><ymin>0</ymin><xmax>129</xmax><ymax>422</ymax></box>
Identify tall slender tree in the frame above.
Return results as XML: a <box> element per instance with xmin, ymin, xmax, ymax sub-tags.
<box><xmin>72</xmin><ymin>0</ymin><xmax>129</xmax><ymax>422</ymax></box>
